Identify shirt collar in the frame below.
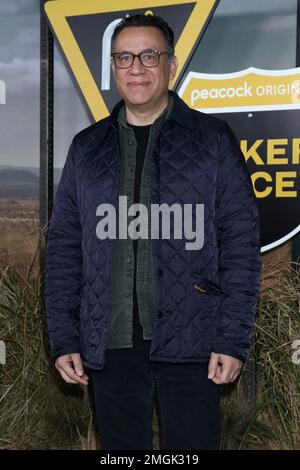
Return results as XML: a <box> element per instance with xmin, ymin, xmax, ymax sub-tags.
<box><xmin>117</xmin><ymin>94</ymin><xmax>174</xmax><ymax>130</ymax></box>
<box><xmin>109</xmin><ymin>90</ymin><xmax>193</xmax><ymax>130</ymax></box>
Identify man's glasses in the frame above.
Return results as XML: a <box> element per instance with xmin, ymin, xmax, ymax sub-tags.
<box><xmin>111</xmin><ymin>50</ymin><xmax>169</xmax><ymax>69</ymax></box>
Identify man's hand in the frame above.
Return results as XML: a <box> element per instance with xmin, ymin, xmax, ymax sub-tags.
<box><xmin>55</xmin><ymin>353</ymin><xmax>89</xmax><ymax>385</ymax></box>
<box><xmin>208</xmin><ymin>352</ymin><xmax>243</xmax><ymax>384</ymax></box>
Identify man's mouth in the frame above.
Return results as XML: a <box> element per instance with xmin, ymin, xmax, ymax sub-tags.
<box><xmin>127</xmin><ymin>81</ymin><xmax>151</xmax><ymax>87</ymax></box>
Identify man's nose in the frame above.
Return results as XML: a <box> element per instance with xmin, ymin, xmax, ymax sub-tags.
<box><xmin>130</xmin><ymin>55</ymin><xmax>145</xmax><ymax>73</ymax></box>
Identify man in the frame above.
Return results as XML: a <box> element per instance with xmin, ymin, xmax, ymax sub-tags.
<box><xmin>45</xmin><ymin>13</ymin><xmax>261</xmax><ymax>450</ymax></box>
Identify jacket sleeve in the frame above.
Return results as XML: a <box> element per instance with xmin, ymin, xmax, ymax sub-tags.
<box><xmin>212</xmin><ymin>122</ymin><xmax>261</xmax><ymax>363</ymax></box>
<box><xmin>45</xmin><ymin>137</ymin><xmax>82</xmax><ymax>361</ymax></box>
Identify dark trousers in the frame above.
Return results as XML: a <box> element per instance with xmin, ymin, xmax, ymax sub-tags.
<box><xmin>89</xmin><ymin>323</ymin><xmax>221</xmax><ymax>450</ymax></box>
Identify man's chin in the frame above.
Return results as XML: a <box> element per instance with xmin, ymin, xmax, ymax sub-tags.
<box><xmin>123</xmin><ymin>87</ymin><xmax>153</xmax><ymax>102</ymax></box>
<box><xmin>124</xmin><ymin>96</ymin><xmax>152</xmax><ymax>107</ymax></box>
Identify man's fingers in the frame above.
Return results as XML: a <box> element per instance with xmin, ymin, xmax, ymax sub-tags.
<box><xmin>210</xmin><ymin>358</ymin><xmax>232</xmax><ymax>384</ymax></box>
<box><xmin>212</xmin><ymin>366</ymin><xmax>242</xmax><ymax>384</ymax></box>
<box><xmin>62</xmin><ymin>362</ymin><xmax>89</xmax><ymax>385</ymax></box>
<box><xmin>71</xmin><ymin>353</ymin><xmax>88</xmax><ymax>380</ymax></box>
<box><xmin>209</xmin><ymin>354</ymin><xmax>244</xmax><ymax>384</ymax></box>
<box><xmin>211</xmin><ymin>367</ymin><xmax>230</xmax><ymax>384</ymax></box>
<box><xmin>59</xmin><ymin>368</ymin><xmax>78</xmax><ymax>384</ymax></box>
<box><xmin>58</xmin><ymin>361</ymin><xmax>83</xmax><ymax>384</ymax></box>
<box><xmin>55</xmin><ymin>355</ymin><xmax>89</xmax><ymax>385</ymax></box>
<box><xmin>219</xmin><ymin>361</ymin><xmax>231</xmax><ymax>383</ymax></box>
<box><xmin>215</xmin><ymin>365</ymin><xmax>222</xmax><ymax>378</ymax></box>
<box><xmin>208</xmin><ymin>353</ymin><xmax>219</xmax><ymax>379</ymax></box>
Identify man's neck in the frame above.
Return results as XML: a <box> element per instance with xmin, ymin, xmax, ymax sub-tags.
<box><xmin>125</xmin><ymin>95</ymin><xmax>169</xmax><ymax>126</ymax></box>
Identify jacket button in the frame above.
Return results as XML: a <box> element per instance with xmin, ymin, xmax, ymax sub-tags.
<box><xmin>152</xmin><ymin>189</ymin><xmax>158</xmax><ymax>196</ymax></box>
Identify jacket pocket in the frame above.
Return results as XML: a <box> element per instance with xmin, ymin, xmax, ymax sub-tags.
<box><xmin>191</xmin><ymin>273</ymin><xmax>222</xmax><ymax>296</ymax></box>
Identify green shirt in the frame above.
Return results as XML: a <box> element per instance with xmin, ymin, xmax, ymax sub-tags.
<box><xmin>106</xmin><ymin>96</ymin><xmax>174</xmax><ymax>349</ymax></box>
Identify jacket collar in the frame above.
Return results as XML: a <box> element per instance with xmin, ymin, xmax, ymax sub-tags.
<box><xmin>108</xmin><ymin>90</ymin><xmax>194</xmax><ymax>130</ymax></box>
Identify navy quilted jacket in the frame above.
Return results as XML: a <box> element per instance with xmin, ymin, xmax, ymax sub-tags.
<box><xmin>45</xmin><ymin>91</ymin><xmax>261</xmax><ymax>370</ymax></box>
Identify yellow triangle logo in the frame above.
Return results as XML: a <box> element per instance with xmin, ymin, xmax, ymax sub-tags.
<box><xmin>45</xmin><ymin>0</ymin><xmax>218</xmax><ymax>121</ymax></box>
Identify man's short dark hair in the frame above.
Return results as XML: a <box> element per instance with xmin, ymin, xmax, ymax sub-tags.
<box><xmin>111</xmin><ymin>13</ymin><xmax>175</xmax><ymax>56</ymax></box>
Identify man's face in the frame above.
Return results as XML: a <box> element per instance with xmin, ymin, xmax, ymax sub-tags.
<box><xmin>111</xmin><ymin>26</ymin><xmax>178</xmax><ymax>109</ymax></box>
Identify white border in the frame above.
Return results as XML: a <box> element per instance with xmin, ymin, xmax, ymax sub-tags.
<box><xmin>261</xmin><ymin>225</ymin><xmax>300</xmax><ymax>253</ymax></box>
<box><xmin>193</xmin><ymin>104</ymin><xmax>300</xmax><ymax>114</ymax></box>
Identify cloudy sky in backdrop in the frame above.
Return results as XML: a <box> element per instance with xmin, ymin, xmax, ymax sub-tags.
<box><xmin>0</xmin><ymin>0</ymin><xmax>297</xmax><ymax>169</ymax></box>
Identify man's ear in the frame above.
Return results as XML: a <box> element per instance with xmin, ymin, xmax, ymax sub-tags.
<box><xmin>169</xmin><ymin>55</ymin><xmax>178</xmax><ymax>81</ymax></box>
<box><xmin>111</xmin><ymin>58</ymin><xmax>116</xmax><ymax>80</ymax></box>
